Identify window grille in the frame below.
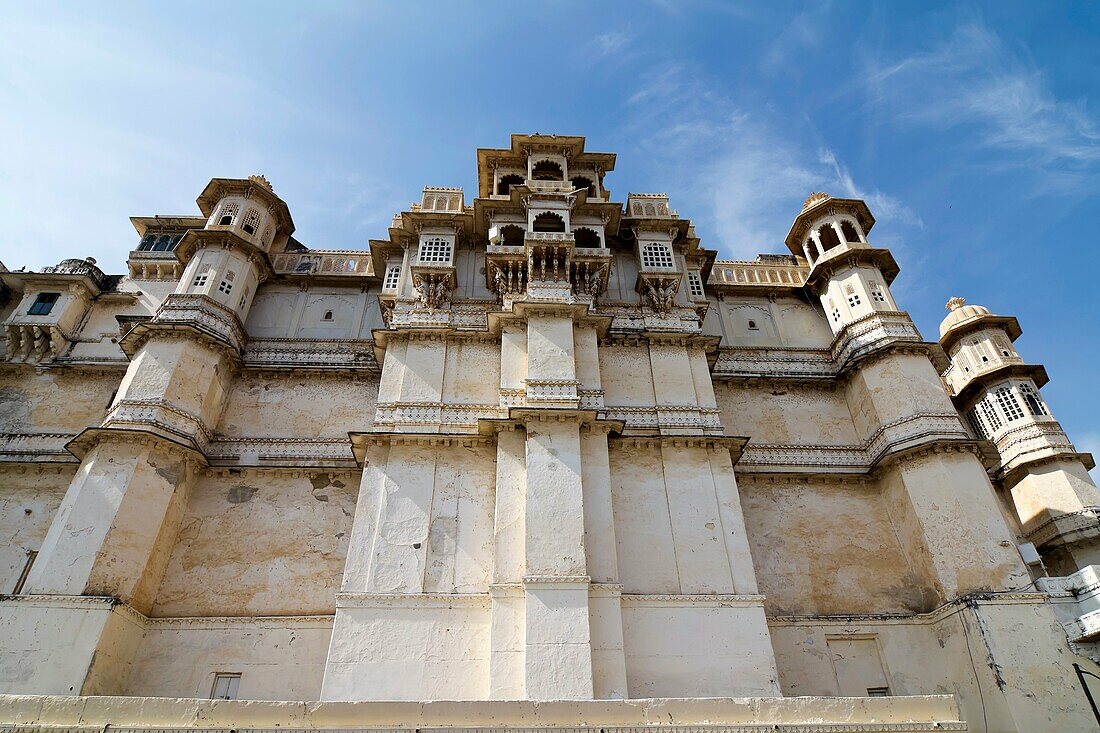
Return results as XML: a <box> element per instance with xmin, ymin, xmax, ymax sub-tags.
<box><xmin>640</xmin><ymin>241</ymin><xmax>674</xmax><ymax>270</ymax></box>
<box><xmin>966</xmin><ymin>408</ymin><xmax>987</xmax><ymax>439</ymax></box>
<box><xmin>418</xmin><ymin>237</ymin><xmax>452</xmax><ymax>264</ymax></box>
<box><xmin>1019</xmin><ymin>383</ymin><xmax>1048</xmax><ymax>416</ymax></box>
<box><xmin>218</xmin><ymin>280</ymin><xmax>234</xmax><ymax>295</ymax></box>
<box><xmin>238</xmin><ymin>287</ymin><xmax>250</xmax><ymax>310</ymax></box>
<box><xmin>217</xmin><ymin>202</ymin><xmax>239</xmax><ymax>226</ymax></box>
<box><xmin>979</xmin><ymin>397</ymin><xmax>1002</xmax><ymax>431</ymax></box>
<box><xmin>687</xmin><ymin>272</ymin><xmax>704</xmax><ymax>298</ymax></box>
<box><xmin>870</xmin><ymin>284</ymin><xmax>886</xmax><ymax>303</ymax></box>
<box><xmin>211</xmin><ymin>673</ymin><xmax>241</xmax><ymax>700</ymax></box>
<box><xmin>28</xmin><ymin>293</ymin><xmax>59</xmax><ymax>316</ymax></box>
<box><xmin>383</xmin><ymin>264</ymin><xmax>401</xmax><ymax>290</ymax></box>
<box><xmin>138</xmin><ymin>234</ymin><xmax>157</xmax><ymax>251</ymax></box>
<box><xmin>848</xmin><ymin>293</ymin><xmax>862</xmax><ymax>308</ymax></box>
<box><xmin>192</xmin><ymin>272</ymin><xmax>209</xmax><ymax>288</ymax></box>
<box><xmin>866</xmin><ymin>687</ymin><xmax>890</xmax><ymax>697</ymax></box>
<box><xmin>995</xmin><ymin>386</ymin><xmax>1025</xmax><ymax>422</ymax></box>
<box><xmin>242</xmin><ymin>208</ymin><xmax>261</xmax><ymax>235</ymax></box>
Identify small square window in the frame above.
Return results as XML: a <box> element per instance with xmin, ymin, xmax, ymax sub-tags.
<box><xmin>192</xmin><ymin>272</ymin><xmax>210</xmax><ymax>288</ymax></box>
<box><xmin>218</xmin><ymin>280</ymin><xmax>233</xmax><ymax>295</ymax></box>
<box><xmin>28</xmin><ymin>293</ymin><xmax>59</xmax><ymax>316</ymax></box>
<box><xmin>211</xmin><ymin>673</ymin><xmax>241</xmax><ymax>700</ymax></box>
<box><xmin>848</xmin><ymin>294</ymin><xmax>862</xmax><ymax>308</ymax></box>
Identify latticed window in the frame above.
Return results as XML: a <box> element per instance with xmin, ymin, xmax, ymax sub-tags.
<box><xmin>217</xmin><ymin>202</ymin><xmax>239</xmax><ymax>226</ymax></box>
<box><xmin>1019</xmin><ymin>383</ymin><xmax>1048</xmax><ymax>416</ymax></box>
<box><xmin>980</xmin><ymin>397</ymin><xmax>1003</xmax><ymax>431</ymax></box>
<box><xmin>191</xmin><ymin>268</ymin><xmax>211</xmax><ymax>288</ymax></box>
<box><xmin>995</xmin><ymin>386</ymin><xmax>1025</xmax><ymax>422</ymax></box>
<box><xmin>418</xmin><ymin>237</ymin><xmax>452</xmax><ymax>263</ymax></box>
<box><xmin>640</xmin><ymin>241</ymin><xmax>674</xmax><ymax>269</ymax></box>
<box><xmin>966</xmin><ymin>408</ymin><xmax>988</xmax><ymax>439</ymax></box>
<box><xmin>242</xmin><ymin>208</ymin><xmax>262</xmax><ymax>235</ymax></box>
<box><xmin>848</xmin><ymin>293</ymin><xmax>862</xmax><ymax>308</ymax></box>
<box><xmin>870</xmin><ymin>284</ymin><xmax>887</xmax><ymax>303</ymax></box>
<box><xmin>687</xmin><ymin>272</ymin><xmax>704</xmax><ymax>298</ymax></box>
<box><xmin>238</xmin><ymin>286</ymin><xmax>250</xmax><ymax>310</ymax></box>
<box><xmin>383</xmin><ymin>264</ymin><xmax>401</xmax><ymax>290</ymax></box>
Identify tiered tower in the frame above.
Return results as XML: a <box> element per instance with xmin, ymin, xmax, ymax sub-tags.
<box><xmin>17</xmin><ymin>176</ymin><xmax>293</xmax><ymax>692</ymax></box>
<box><xmin>939</xmin><ymin>297</ymin><xmax>1100</xmax><ymax>574</ymax></box>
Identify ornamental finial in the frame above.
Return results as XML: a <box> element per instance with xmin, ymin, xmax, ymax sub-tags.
<box><xmin>248</xmin><ymin>174</ymin><xmax>274</xmax><ymax>193</ymax></box>
<box><xmin>946</xmin><ymin>297</ymin><xmax>966</xmax><ymax>312</ymax></box>
<box><xmin>802</xmin><ymin>192</ymin><xmax>829</xmax><ymax>210</ymax></box>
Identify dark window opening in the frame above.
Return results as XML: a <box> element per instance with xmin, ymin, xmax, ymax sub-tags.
<box><xmin>28</xmin><ymin>292</ymin><xmax>59</xmax><ymax>316</ymax></box>
<box><xmin>819</xmin><ymin>225</ymin><xmax>841</xmax><ymax>252</ymax></box>
<box><xmin>138</xmin><ymin>234</ymin><xmax>157</xmax><ymax>251</ymax></box>
<box><xmin>747</xmin><ymin>319</ymin><xmax>759</xmax><ymax>330</ymax></box>
<box><xmin>497</xmin><ymin>174</ymin><xmax>524</xmax><ymax>195</ymax></box>
<box><xmin>242</xmin><ymin>224</ymin><xmax>255</xmax><ymax>235</ymax></box>
<box><xmin>571</xmin><ymin>176</ymin><xmax>595</xmax><ymax>196</ymax></box>
<box><xmin>573</xmin><ymin>227</ymin><xmax>600</xmax><ymax>248</ymax></box>
<box><xmin>532</xmin><ymin>212</ymin><xmax>565</xmax><ymax>233</ymax></box>
<box><xmin>219</xmin><ymin>215</ymin><xmax>233</xmax><ymax>226</ymax></box>
<box><xmin>322</xmin><ymin>310</ymin><xmax>334</xmax><ymax>321</ymax></box>
<box><xmin>840</xmin><ymin>220</ymin><xmax>860</xmax><ymax>243</ymax></box>
<box><xmin>531</xmin><ymin>160</ymin><xmax>564</xmax><ymax>181</ymax></box>
<box><xmin>500</xmin><ymin>225</ymin><xmax>525</xmax><ymax>246</ymax></box>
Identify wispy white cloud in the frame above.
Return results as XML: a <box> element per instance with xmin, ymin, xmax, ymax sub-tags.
<box><xmin>760</xmin><ymin>4</ymin><xmax>831</xmax><ymax>74</ymax></box>
<box><xmin>593</xmin><ymin>30</ymin><xmax>634</xmax><ymax>59</ymax></box>
<box><xmin>860</xmin><ymin>21</ymin><xmax>1100</xmax><ymax>184</ymax></box>
<box><xmin>623</xmin><ymin>64</ymin><xmax>915</xmax><ymax>259</ymax></box>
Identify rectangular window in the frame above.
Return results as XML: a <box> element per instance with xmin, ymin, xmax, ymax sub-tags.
<box><xmin>966</xmin><ymin>408</ymin><xmax>987</xmax><ymax>439</ymax></box>
<box><xmin>211</xmin><ymin>673</ymin><xmax>241</xmax><ymax>700</ymax></box>
<box><xmin>238</xmin><ymin>287</ymin><xmax>250</xmax><ymax>310</ymax></box>
<box><xmin>28</xmin><ymin>293</ymin><xmax>59</xmax><ymax>316</ymax></box>
<box><xmin>192</xmin><ymin>271</ymin><xmax>210</xmax><ymax>288</ymax></box>
<box><xmin>870</xmin><ymin>285</ymin><xmax>886</xmax><ymax>303</ymax></box>
<box><xmin>11</xmin><ymin>550</ymin><xmax>37</xmax><ymax>594</ymax></box>
<box><xmin>218</xmin><ymin>280</ymin><xmax>233</xmax><ymax>295</ymax></box>
<box><xmin>848</xmin><ymin>293</ymin><xmax>862</xmax><ymax>308</ymax></box>
<box><xmin>866</xmin><ymin>687</ymin><xmax>890</xmax><ymax>697</ymax></box>
<box><xmin>980</xmin><ymin>397</ymin><xmax>1003</xmax><ymax>431</ymax></box>
<box><xmin>418</xmin><ymin>237</ymin><xmax>452</xmax><ymax>264</ymax></box>
<box><xmin>640</xmin><ymin>241</ymin><xmax>674</xmax><ymax>270</ymax></box>
<box><xmin>686</xmin><ymin>272</ymin><xmax>704</xmax><ymax>298</ymax></box>
<box><xmin>995</xmin><ymin>386</ymin><xmax>1025</xmax><ymax>422</ymax></box>
<box><xmin>383</xmin><ymin>264</ymin><xmax>401</xmax><ymax>290</ymax></box>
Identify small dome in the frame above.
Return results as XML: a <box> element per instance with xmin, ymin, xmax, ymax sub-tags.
<box><xmin>939</xmin><ymin>296</ymin><xmax>993</xmax><ymax>338</ymax></box>
<box><xmin>248</xmin><ymin>174</ymin><xmax>274</xmax><ymax>193</ymax></box>
<box><xmin>802</xmin><ymin>192</ymin><xmax>830</xmax><ymax>210</ymax></box>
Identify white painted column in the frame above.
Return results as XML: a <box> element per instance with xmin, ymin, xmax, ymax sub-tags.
<box><xmin>802</xmin><ymin>241</ymin><xmax>815</xmax><ymax>267</ymax></box>
<box><xmin>489</xmin><ymin>426</ymin><xmax>526</xmax><ymax>699</ymax></box>
<box><xmin>522</xmin><ymin>414</ymin><xmax>593</xmax><ymax>699</ymax></box>
<box><xmin>810</xmin><ymin>230</ymin><xmax>825</xmax><ymax>258</ymax></box>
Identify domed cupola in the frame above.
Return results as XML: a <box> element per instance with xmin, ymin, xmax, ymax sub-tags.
<box><xmin>784</xmin><ymin>193</ymin><xmax>901</xmax><ymax>334</ymax></box>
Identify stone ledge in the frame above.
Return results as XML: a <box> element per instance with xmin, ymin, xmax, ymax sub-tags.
<box><xmin>0</xmin><ymin>695</ymin><xmax>965</xmax><ymax>731</ymax></box>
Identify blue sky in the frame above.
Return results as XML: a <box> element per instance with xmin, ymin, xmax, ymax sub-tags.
<box><xmin>1</xmin><ymin>1</ymin><xmax>1098</xmax><ymax>472</ymax></box>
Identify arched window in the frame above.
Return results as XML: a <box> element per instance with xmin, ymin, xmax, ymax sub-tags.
<box><xmin>840</xmin><ymin>220</ymin><xmax>860</xmax><ymax>243</ymax></box>
<box><xmin>570</xmin><ymin>176</ymin><xmax>595</xmax><ymax>196</ymax></box>
<box><xmin>500</xmin><ymin>225</ymin><xmax>525</xmax><ymax>246</ymax></box>
<box><xmin>532</xmin><ymin>160</ymin><xmax>564</xmax><ymax>180</ymax></box>
<box><xmin>818</xmin><ymin>225</ymin><xmax>841</xmax><ymax>252</ymax></box>
<box><xmin>217</xmin><ymin>202</ymin><xmax>239</xmax><ymax>226</ymax></box>
<box><xmin>242</xmin><ymin>208</ymin><xmax>262</xmax><ymax>235</ymax></box>
<box><xmin>532</xmin><ymin>212</ymin><xmax>565</xmax><ymax>233</ymax></box>
<box><xmin>1019</xmin><ymin>383</ymin><xmax>1048</xmax><ymax>416</ymax></box>
<box><xmin>573</xmin><ymin>227</ymin><xmax>600</xmax><ymax>247</ymax></box>
<box><xmin>418</xmin><ymin>237</ymin><xmax>452</xmax><ymax>263</ymax></box>
<box><xmin>497</xmin><ymin>174</ymin><xmax>524</xmax><ymax>195</ymax></box>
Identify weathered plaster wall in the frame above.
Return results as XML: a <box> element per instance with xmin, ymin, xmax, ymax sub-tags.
<box><xmin>217</xmin><ymin>373</ymin><xmax>378</xmax><ymax>439</ymax></box>
<box><xmin>151</xmin><ymin>470</ymin><xmax>358</xmax><ymax>617</ymax></box>
<box><xmin>127</xmin><ymin>617</ymin><xmax>333</xmax><ymax>701</ymax></box>
<box><xmin>714</xmin><ymin>383</ymin><xmax>858</xmax><ymax>445</ymax></box>
<box><xmin>0</xmin><ymin>466</ymin><xmax>73</xmax><ymax>594</ymax></box>
<box><xmin>0</xmin><ymin>368</ymin><xmax>118</xmax><ymax>434</ymax></box>
<box><xmin>621</xmin><ymin>602</ymin><xmax>779</xmax><ymax>698</ymax></box>
<box><xmin>738</xmin><ymin>476</ymin><xmax>934</xmax><ymax>615</ymax></box>
<box><xmin>770</xmin><ymin>598</ymin><xmax>1100</xmax><ymax>732</ymax></box>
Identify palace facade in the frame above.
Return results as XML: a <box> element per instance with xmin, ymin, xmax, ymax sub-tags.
<box><xmin>1</xmin><ymin>134</ymin><xmax>1100</xmax><ymax>732</ymax></box>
